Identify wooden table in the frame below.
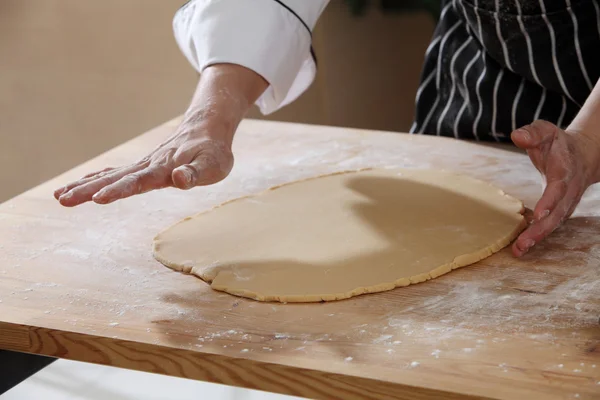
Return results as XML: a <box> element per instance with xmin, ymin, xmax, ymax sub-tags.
<box><xmin>0</xmin><ymin>119</ymin><xmax>599</xmax><ymax>400</ymax></box>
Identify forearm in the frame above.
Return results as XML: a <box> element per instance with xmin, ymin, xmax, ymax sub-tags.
<box><xmin>568</xmin><ymin>79</ymin><xmax>600</xmax><ymax>136</ymax></box>
<box><xmin>181</xmin><ymin>63</ymin><xmax>269</xmax><ymax>145</ymax></box>
<box><xmin>567</xmin><ymin>79</ymin><xmax>600</xmax><ymax>182</ymax></box>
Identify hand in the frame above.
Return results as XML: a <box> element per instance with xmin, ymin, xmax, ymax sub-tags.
<box><xmin>53</xmin><ymin>64</ymin><xmax>268</xmax><ymax>207</ymax></box>
<box><xmin>510</xmin><ymin>120</ymin><xmax>600</xmax><ymax>257</ymax></box>
<box><xmin>54</xmin><ymin>124</ymin><xmax>234</xmax><ymax>206</ymax></box>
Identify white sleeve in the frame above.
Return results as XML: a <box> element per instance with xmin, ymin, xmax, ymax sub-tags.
<box><xmin>172</xmin><ymin>0</ymin><xmax>329</xmax><ymax>115</ymax></box>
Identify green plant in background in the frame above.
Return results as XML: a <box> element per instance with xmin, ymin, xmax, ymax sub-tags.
<box><xmin>344</xmin><ymin>0</ymin><xmax>441</xmax><ymax>21</ymax></box>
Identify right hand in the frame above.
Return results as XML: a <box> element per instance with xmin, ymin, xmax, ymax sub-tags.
<box><xmin>54</xmin><ymin>124</ymin><xmax>234</xmax><ymax>207</ymax></box>
<box><xmin>54</xmin><ymin>64</ymin><xmax>268</xmax><ymax>207</ymax></box>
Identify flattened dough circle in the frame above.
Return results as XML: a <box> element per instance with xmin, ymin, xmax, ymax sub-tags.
<box><xmin>153</xmin><ymin>169</ymin><xmax>526</xmax><ymax>302</ymax></box>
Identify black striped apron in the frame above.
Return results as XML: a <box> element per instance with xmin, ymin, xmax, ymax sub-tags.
<box><xmin>410</xmin><ymin>0</ymin><xmax>600</xmax><ymax>142</ymax></box>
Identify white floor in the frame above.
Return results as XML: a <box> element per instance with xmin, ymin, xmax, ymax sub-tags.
<box><xmin>2</xmin><ymin>359</ymin><xmax>306</xmax><ymax>400</ymax></box>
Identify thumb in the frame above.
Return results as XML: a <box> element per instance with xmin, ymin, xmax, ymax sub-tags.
<box><xmin>172</xmin><ymin>149</ymin><xmax>234</xmax><ymax>190</ymax></box>
<box><xmin>511</xmin><ymin>120</ymin><xmax>558</xmax><ymax>150</ymax></box>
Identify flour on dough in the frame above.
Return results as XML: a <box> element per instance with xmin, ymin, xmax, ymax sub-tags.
<box><xmin>153</xmin><ymin>169</ymin><xmax>526</xmax><ymax>302</ymax></box>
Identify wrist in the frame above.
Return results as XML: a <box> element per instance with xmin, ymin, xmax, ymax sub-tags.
<box><xmin>178</xmin><ymin>113</ymin><xmax>236</xmax><ymax>147</ymax></box>
<box><xmin>567</xmin><ymin>125</ymin><xmax>600</xmax><ymax>185</ymax></box>
<box><xmin>180</xmin><ymin>63</ymin><xmax>268</xmax><ymax>146</ymax></box>
<box><xmin>202</xmin><ymin>63</ymin><xmax>268</xmax><ymax>106</ymax></box>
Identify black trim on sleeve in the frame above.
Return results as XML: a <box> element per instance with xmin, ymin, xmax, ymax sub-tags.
<box><xmin>271</xmin><ymin>0</ymin><xmax>318</xmax><ymax>66</ymax></box>
<box><xmin>271</xmin><ymin>0</ymin><xmax>312</xmax><ymax>36</ymax></box>
<box><xmin>310</xmin><ymin>47</ymin><xmax>318</xmax><ymax>67</ymax></box>
<box><xmin>178</xmin><ymin>0</ymin><xmax>318</xmax><ymax>67</ymax></box>
<box><xmin>177</xmin><ymin>0</ymin><xmax>191</xmax><ymax>12</ymax></box>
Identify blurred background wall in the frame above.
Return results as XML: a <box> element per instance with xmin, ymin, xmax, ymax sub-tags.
<box><xmin>0</xmin><ymin>0</ymin><xmax>435</xmax><ymax>202</ymax></box>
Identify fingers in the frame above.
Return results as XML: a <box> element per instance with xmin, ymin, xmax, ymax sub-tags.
<box><xmin>532</xmin><ymin>179</ymin><xmax>568</xmax><ymax>220</ymax></box>
<box><xmin>54</xmin><ymin>137</ymin><xmax>235</xmax><ymax>206</ymax></box>
<box><xmin>55</xmin><ymin>176</ymin><xmax>97</xmax><ymax>200</ymax></box>
<box><xmin>512</xmin><ymin>196</ymin><xmax>574</xmax><ymax>257</ymax></box>
<box><xmin>80</xmin><ymin>167</ymin><xmax>115</xmax><ymax>180</ymax></box>
<box><xmin>511</xmin><ymin>120</ymin><xmax>557</xmax><ymax>150</ymax></box>
<box><xmin>54</xmin><ymin>167</ymin><xmax>115</xmax><ymax>199</ymax></box>
<box><xmin>92</xmin><ymin>168</ymin><xmax>170</xmax><ymax>204</ymax></box>
<box><xmin>58</xmin><ymin>166</ymin><xmax>142</xmax><ymax>207</ymax></box>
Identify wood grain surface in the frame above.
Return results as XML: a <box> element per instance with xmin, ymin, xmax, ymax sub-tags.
<box><xmin>0</xmin><ymin>118</ymin><xmax>599</xmax><ymax>399</ymax></box>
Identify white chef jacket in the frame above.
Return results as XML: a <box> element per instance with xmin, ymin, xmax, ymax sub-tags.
<box><xmin>172</xmin><ymin>0</ymin><xmax>329</xmax><ymax>115</ymax></box>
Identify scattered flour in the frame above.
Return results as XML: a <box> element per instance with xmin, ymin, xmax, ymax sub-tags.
<box><xmin>384</xmin><ymin>244</ymin><xmax>600</xmax><ymax>339</ymax></box>
<box><xmin>373</xmin><ymin>334</ymin><xmax>393</xmax><ymax>344</ymax></box>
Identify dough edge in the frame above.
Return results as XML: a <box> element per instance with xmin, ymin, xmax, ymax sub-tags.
<box><xmin>153</xmin><ymin>168</ymin><xmax>527</xmax><ymax>303</ymax></box>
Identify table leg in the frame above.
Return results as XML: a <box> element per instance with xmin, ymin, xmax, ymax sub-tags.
<box><xmin>0</xmin><ymin>350</ymin><xmax>56</xmax><ymax>395</ymax></box>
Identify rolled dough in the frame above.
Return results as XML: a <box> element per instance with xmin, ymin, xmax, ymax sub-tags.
<box><xmin>153</xmin><ymin>169</ymin><xmax>526</xmax><ymax>302</ymax></box>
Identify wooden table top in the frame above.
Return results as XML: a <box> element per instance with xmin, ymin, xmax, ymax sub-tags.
<box><xmin>0</xmin><ymin>118</ymin><xmax>599</xmax><ymax>400</ymax></box>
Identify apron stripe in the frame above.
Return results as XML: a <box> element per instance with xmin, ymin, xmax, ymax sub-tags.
<box><xmin>594</xmin><ymin>1</ymin><xmax>600</xmax><ymax>42</ymax></box>
<box><xmin>409</xmin><ymin>68</ymin><xmax>437</xmax><ymax>133</ymax></box>
<box><xmin>414</xmin><ymin>68</ymin><xmax>436</xmax><ymax>104</ymax></box>
<box><xmin>534</xmin><ymin>87</ymin><xmax>547</xmax><ymax>121</ymax></box>
<box><xmin>495</xmin><ymin>0</ymin><xmax>512</xmax><ymax>71</ymax></box>
<box><xmin>567</xmin><ymin>0</ymin><xmax>593</xmax><ymax>91</ymax></box>
<box><xmin>457</xmin><ymin>0</ymin><xmax>472</xmax><ymax>35</ymax></box>
<box><xmin>472</xmin><ymin>51</ymin><xmax>487</xmax><ymax>140</ymax></box>
<box><xmin>420</xmin><ymin>19</ymin><xmax>463</xmax><ymax>133</ymax></box>
<box><xmin>420</xmin><ymin>98</ymin><xmax>440</xmax><ymax>135</ymax></box>
<box><xmin>557</xmin><ymin>96</ymin><xmax>567</xmax><ymax>128</ymax></box>
<box><xmin>454</xmin><ymin>49</ymin><xmax>481</xmax><ymax>137</ymax></box>
<box><xmin>539</xmin><ymin>0</ymin><xmax>578</xmax><ymax>106</ymax></box>
<box><xmin>416</xmin><ymin>57</ymin><xmax>438</xmax><ymax>102</ymax></box>
<box><xmin>470</xmin><ymin>0</ymin><xmax>487</xmax><ymax>140</ymax></box>
<box><xmin>515</xmin><ymin>1</ymin><xmax>542</xmax><ymax>86</ymax></box>
<box><xmin>491</xmin><ymin>69</ymin><xmax>505</xmax><ymax>141</ymax></box>
<box><xmin>408</xmin><ymin>4</ymin><xmax>451</xmax><ymax>134</ymax></box>
<box><xmin>436</xmin><ymin>21</ymin><xmax>463</xmax><ymax>88</ymax></box>
<box><xmin>511</xmin><ymin>77</ymin><xmax>525</xmax><ymax>132</ymax></box>
<box><xmin>437</xmin><ymin>36</ymin><xmax>474</xmax><ymax>134</ymax></box>
<box><xmin>474</xmin><ymin>0</ymin><xmax>484</xmax><ymax>45</ymax></box>
<box><xmin>425</xmin><ymin>35</ymin><xmax>442</xmax><ymax>57</ymax></box>
<box><xmin>439</xmin><ymin>2</ymin><xmax>455</xmax><ymax>24</ymax></box>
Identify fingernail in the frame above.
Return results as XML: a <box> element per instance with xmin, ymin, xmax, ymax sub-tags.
<box><xmin>93</xmin><ymin>195</ymin><xmax>110</xmax><ymax>205</ymax></box>
<box><xmin>524</xmin><ymin>239</ymin><xmax>535</xmax><ymax>249</ymax></box>
<box><xmin>175</xmin><ymin>167</ymin><xmax>196</xmax><ymax>189</ymax></box>
<box><xmin>60</xmin><ymin>192</ymin><xmax>72</xmax><ymax>200</ymax></box>
<box><xmin>181</xmin><ymin>168</ymin><xmax>193</xmax><ymax>184</ymax></box>
<box><xmin>92</xmin><ymin>190</ymin><xmax>107</xmax><ymax>202</ymax></box>
<box><xmin>537</xmin><ymin>209</ymin><xmax>550</xmax><ymax>220</ymax></box>
<box><xmin>517</xmin><ymin>129</ymin><xmax>530</xmax><ymax>141</ymax></box>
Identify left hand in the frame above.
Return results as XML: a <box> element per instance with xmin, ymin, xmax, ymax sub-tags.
<box><xmin>510</xmin><ymin>120</ymin><xmax>600</xmax><ymax>257</ymax></box>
